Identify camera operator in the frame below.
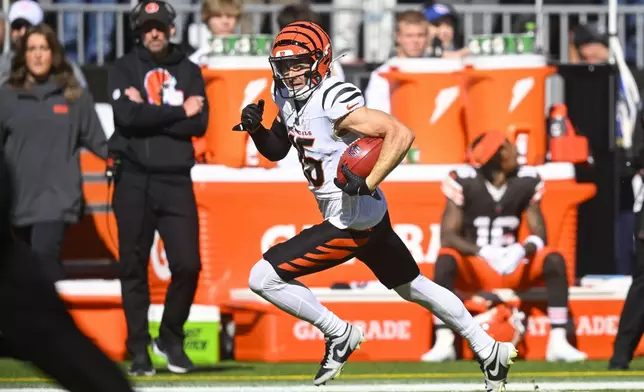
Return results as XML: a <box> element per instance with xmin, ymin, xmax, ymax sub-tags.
<box><xmin>107</xmin><ymin>0</ymin><xmax>208</xmax><ymax>376</ymax></box>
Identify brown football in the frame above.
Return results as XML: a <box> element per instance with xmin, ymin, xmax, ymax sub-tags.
<box><xmin>336</xmin><ymin>137</ymin><xmax>384</xmax><ymax>185</ymax></box>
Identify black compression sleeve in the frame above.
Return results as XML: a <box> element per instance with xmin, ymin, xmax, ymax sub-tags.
<box><xmin>249</xmin><ymin>117</ymin><xmax>291</xmax><ymax>162</ymax></box>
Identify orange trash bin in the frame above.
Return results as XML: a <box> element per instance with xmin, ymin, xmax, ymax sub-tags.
<box><xmin>462</xmin><ymin>55</ymin><xmax>556</xmax><ymax>165</ymax></box>
<box><xmin>201</xmin><ymin>57</ymin><xmax>279</xmax><ymax>168</ymax></box>
<box><xmin>379</xmin><ymin>58</ymin><xmax>467</xmax><ymax>164</ymax></box>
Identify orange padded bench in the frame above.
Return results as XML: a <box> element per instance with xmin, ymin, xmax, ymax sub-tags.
<box><xmin>227</xmin><ymin>284</ymin><xmax>644</xmax><ymax>362</ymax></box>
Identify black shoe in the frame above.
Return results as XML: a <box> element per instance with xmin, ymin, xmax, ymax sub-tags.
<box><xmin>152</xmin><ymin>338</ymin><xmax>194</xmax><ymax>374</ymax></box>
<box><xmin>608</xmin><ymin>361</ymin><xmax>629</xmax><ymax>370</ymax></box>
<box><xmin>128</xmin><ymin>350</ymin><xmax>155</xmax><ymax>376</ymax></box>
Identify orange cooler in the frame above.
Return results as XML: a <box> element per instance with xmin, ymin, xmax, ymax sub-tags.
<box><xmin>201</xmin><ymin>57</ymin><xmax>279</xmax><ymax>168</ymax></box>
<box><xmin>462</xmin><ymin>54</ymin><xmax>556</xmax><ymax>165</ymax></box>
<box><xmin>379</xmin><ymin>58</ymin><xmax>467</xmax><ymax>164</ymax></box>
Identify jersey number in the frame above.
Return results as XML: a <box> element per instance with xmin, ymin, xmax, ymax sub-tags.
<box><xmin>288</xmin><ymin>134</ymin><xmax>324</xmax><ymax>188</ymax></box>
<box><xmin>473</xmin><ymin>216</ymin><xmax>520</xmax><ymax>247</ymax></box>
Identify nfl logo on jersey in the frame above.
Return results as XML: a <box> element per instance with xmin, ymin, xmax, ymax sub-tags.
<box><xmin>348</xmin><ymin>144</ymin><xmax>362</xmax><ymax>158</ymax></box>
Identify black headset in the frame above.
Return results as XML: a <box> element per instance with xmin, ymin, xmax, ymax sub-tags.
<box><xmin>129</xmin><ymin>0</ymin><xmax>177</xmax><ymax>33</ymax></box>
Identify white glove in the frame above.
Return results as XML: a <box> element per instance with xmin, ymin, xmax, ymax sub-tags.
<box><xmin>500</xmin><ymin>243</ymin><xmax>527</xmax><ymax>275</ymax></box>
<box><xmin>478</xmin><ymin>245</ymin><xmax>506</xmax><ymax>275</ymax></box>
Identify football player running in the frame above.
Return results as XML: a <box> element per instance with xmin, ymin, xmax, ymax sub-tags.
<box><xmin>235</xmin><ymin>21</ymin><xmax>517</xmax><ymax>390</ymax></box>
<box><xmin>422</xmin><ymin>132</ymin><xmax>587</xmax><ymax>363</ymax></box>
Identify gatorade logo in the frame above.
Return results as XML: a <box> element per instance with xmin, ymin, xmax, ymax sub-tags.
<box><xmin>150</xmin><ymin>231</ymin><xmax>171</xmax><ymax>281</ymax></box>
<box><xmin>430</xmin><ymin>86</ymin><xmax>459</xmax><ymax>124</ymax></box>
<box><xmin>241</xmin><ymin>78</ymin><xmax>269</xmax><ymax>112</ymax></box>
<box><xmin>509</xmin><ymin>77</ymin><xmax>534</xmax><ymax>113</ymax></box>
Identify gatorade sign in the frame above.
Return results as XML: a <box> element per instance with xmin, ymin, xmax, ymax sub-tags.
<box><xmin>150</xmin><ymin>231</ymin><xmax>171</xmax><ymax>281</ymax></box>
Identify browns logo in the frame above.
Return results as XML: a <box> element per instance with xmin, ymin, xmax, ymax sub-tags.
<box><xmin>144</xmin><ymin>68</ymin><xmax>173</xmax><ymax>105</ymax></box>
<box><xmin>145</xmin><ymin>2</ymin><xmax>159</xmax><ymax>13</ymax></box>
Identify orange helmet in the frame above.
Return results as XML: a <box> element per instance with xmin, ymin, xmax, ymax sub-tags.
<box><xmin>474</xmin><ymin>304</ymin><xmax>526</xmax><ymax>347</ymax></box>
<box><xmin>269</xmin><ymin>21</ymin><xmax>332</xmax><ymax>100</ymax></box>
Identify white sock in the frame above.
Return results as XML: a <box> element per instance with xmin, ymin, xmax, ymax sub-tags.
<box><xmin>549</xmin><ymin>326</ymin><xmax>567</xmax><ymax>342</ymax></box>
<box><xmin>394</xmin><ymin>274</ymin><xmax>494</xmax><ymax>359</ymax></box>
<box><xmin>548</xmin><ymin>307</ymin><xmax>568</xmax><ymax>328</ymax></box>
<box><xmin>248</xmin><ymin>259</ymin><xmax>348</xmax><ymax>337</ymax></box>
<box><xmin>434</xmin><ymin>328</ymin><xmax>456</xmax><ymax>347</ymax></box>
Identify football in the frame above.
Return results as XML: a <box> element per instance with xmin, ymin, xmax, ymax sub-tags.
<box><xmin>336</xmin><ymin>137</ymin><xmax>384</xmax><ymax>185</ymax></box>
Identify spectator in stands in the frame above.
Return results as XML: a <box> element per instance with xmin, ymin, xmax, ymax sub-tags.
<box><xmin>188</xmin><ymin>0</ymin><xmax>241</xmax><ymax>64</ymax></box>
<box><xmin>572</xmin><ymin>23</ymin><xmax>609</xmax><ymax>65</ymax></box>
<box><xmin>0</xmin><ymin>0</ymin><xmax>87</xmax><ymax>87</ymax></box>
<box><xmin>364</xmin><ymin>10</ymin><xmax>429</xmax><ymax>114</ymax></box>
<box><xmin>0</xmin><ymin>24</ymin><xmax>106</xmax><ymax>283</ymax></box>
<box><xmin>57</xmin><ymin>0</ymin><xmax>116</xmax><ymax>63</ymax></box>
<box><xmin>423</xmin><ymin>2</ymin><xmax>467</xmax><ymax>58</ymax></box>
<box><xmin>237</xmin><ymin>0</ymin><xmax>295</xmax><ymax>35</ymax></box>
<box><xmin>275</xmin><ymin>3</ymin><xmax>345</xmax><ymax>82</ymax></box>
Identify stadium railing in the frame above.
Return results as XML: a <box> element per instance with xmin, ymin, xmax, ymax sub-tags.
<box><xmin>22</xmin><ymin>3</ymin><xmax>644</xmax><ymax>68</ymax></box>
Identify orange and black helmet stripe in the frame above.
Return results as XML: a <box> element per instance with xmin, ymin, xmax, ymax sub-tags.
<box><xmin>273</xmin><ymin>21</ymin><xmax>328</xmax><ymax>54</ymax></box>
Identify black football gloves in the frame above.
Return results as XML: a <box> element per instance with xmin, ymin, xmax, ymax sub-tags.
<box><xmin>233</xmin><ymin>99</ymin><xmax>265</xmax><ymax>133</ymax></box>
<box><xmin>333</xmin><ymin>164</ymin><xmax>381</xmax><ymax>200</ymax></box>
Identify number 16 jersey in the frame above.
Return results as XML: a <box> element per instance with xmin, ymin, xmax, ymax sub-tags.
<box><xmin>441</xmin><ymin>166</ymin><xmax>544</xmax><ymax>247</ymax></box>
<box><xmin>272</xmin><ymin>76</ymin><xmax>388</xmax><ymax>230</ymax></box>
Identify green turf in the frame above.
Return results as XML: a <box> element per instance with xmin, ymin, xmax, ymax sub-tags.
<box><xmin>1</xmin><ymin>358</ymin><xmax>644</xmax><ymax>388</ymax></box>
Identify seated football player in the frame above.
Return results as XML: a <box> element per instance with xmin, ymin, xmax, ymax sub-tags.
<box><xmin>421</xmin><ymin>131</ymin><xmax>588</xmax><ymax>363</ymax></box>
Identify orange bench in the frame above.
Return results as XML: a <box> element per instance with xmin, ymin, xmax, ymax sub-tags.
<box><xmin>227</xmin><ymin>285</ymin><xmax>644</xmax><ymax>362</ymax></box>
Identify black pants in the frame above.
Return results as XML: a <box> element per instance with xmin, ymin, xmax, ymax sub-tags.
<box><xmin>13</xmin><ymin>221</ymin><xmax>68</xmax><ymax>282</ymax></box>
<box><xmin>112</xmin><ymin>170</ymin><xmax>201</xmax><ymax>355</ymax></box>
<box><xmin>0</xmin><ymin>239</ymin><xmax>133</xmax><ymax>392</ymax></box>
<box><xmin>611</xmin><ymin>211</ymin><xmax>644</xmax><ymax>367</ymax></box>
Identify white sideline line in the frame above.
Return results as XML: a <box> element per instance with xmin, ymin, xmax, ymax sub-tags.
<box><xmin>4</xmin><ymin>381</ymin><xmax>644</xmax><ymax>391</ymax></box>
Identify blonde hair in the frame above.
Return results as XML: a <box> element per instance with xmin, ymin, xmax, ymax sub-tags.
<box><xmin>201</xmin><ymin>0</ymin><xmax>242</xmax><ymax>23</ymax></box>
<box><xmin>396</xmin><ymin>10</ymin><xmax>427</xmax><ymax>31</ymax></box>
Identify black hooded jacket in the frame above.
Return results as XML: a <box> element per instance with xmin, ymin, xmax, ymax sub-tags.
<box><xmin>107</xmin><ymin>44</ymin><xmax>208</xmax><ymax>174</ymax></box>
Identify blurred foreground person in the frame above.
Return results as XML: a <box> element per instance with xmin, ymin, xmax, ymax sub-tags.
<box><xmin>0</xmin><ymin>150</ymin><xmax>134</xmax><ymax>392</ymax></box>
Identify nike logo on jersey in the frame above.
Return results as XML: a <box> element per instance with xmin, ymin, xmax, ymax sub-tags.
<box><xmin>346</xmin><ymin>102</ymin><xmax>359</xmax><ymax>111</ymax></box>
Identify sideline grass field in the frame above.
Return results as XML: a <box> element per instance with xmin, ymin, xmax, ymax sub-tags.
<box><xmin>0</xmin><ymin>358</ymin><xmax>643</xmax><ymax>391</ymax></box>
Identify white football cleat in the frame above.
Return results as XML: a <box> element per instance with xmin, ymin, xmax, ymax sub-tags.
<box><xmin>479</xmin><ymin>342</ymin><xmax>519</xmax><ymax>392</ymax></box>
<box><xmin>313</xmin><ymin>324</ymin><xmax>365</xmax><ymax>386</ymax></box>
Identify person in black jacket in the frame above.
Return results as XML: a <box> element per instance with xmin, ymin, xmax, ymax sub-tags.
<box><xmin>107</xmin><ymin>0</ymin><xmax>208</xmax><ymax>376</ymax></box>
<box><xmin>610</xmin><ymin>100</ymin><xmax>644</xmax><ymax>370</ymax></box>
<box><xmin>0</xmin><ymin>149</ymin><xmax>134</xmax><ymax>392</ymax></box>
<box><xmin>0</xmin><ymin>24</ymin><xmax>106</xmax><ymax>283</ymax></box>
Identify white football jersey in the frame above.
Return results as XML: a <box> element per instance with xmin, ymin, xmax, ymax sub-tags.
<box><xmin>273</xmin><ymin>76</ymin><xmax>388</xmax><ymax>230</ymax></box>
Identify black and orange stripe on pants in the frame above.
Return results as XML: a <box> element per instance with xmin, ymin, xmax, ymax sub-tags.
<box><xmin>264</xmin><ymin>212</ymin><xmax>420</xmax><ymax>289</ymax></box>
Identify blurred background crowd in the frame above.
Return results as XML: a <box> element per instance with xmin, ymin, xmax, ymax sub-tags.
<box><xmin>0</xmin><ymin>0</ymin><xmax>637</xmax><ymax>67</ymax></box>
